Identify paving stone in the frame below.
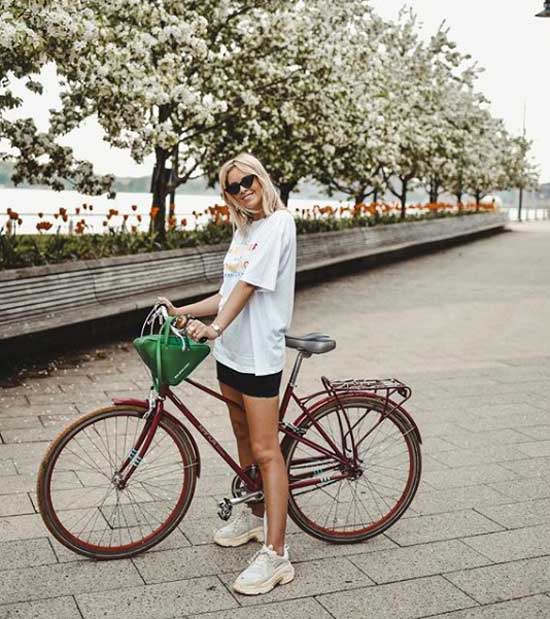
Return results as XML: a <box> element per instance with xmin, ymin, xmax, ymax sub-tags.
<box><xmin>0</xmin><ymin>560</ymin><xmax>143</xmax><ymax>605</ymax></box>
<box><xmin>384</xmin><ymin>510</ymin><xmax>503</xmax><ymax>546</ymax></box>
<box><xmin>410</xmin><ymin>485</ymin><xmax>509</xmax><ymax>516</ymax></box>
<box><xmin>0</xmin><ymin>417</ymin><xmax>43</xmax><ymax>431</ymax></box>
<box><xmin>0</xmin><ymin>460</ymin><xmax>17</xmax><ymax>475</ymax></box>
<box><xmin>0</xmin><ymin>493</ymin><xmax>35</xmax><ymax>517</ymax></box>
<box><xmin>428</xmin><ymin>595</ymin><xmax>550</xmax><ymax>618</ymax></box>
<box><xmin>0</xmin><ymin>595</ymin><xmax>81</xmax><ymax>619</ymax></box>
<box><xmin>317</xmin><ymin>575</ymin><xmax>477</xmax><ymax>618</ymax></box>
<box><xmin>187</xmin><ymin>597</ymin><xmax>333</xmax><ymax>619</ymax></box>
<box><xmin>286</xmin><ymin>530</ymin><xmax>397</xmax><ymax>563</ymax></box>
<box><xmin>132</xmin><ymin>543</ymin><xmax>253</xmax><ymax>583</ymax></box>
<box><xmin>517</xmin><ymin>425</ymin><xmax>550</xmax><ymax>441</ymax></box>
<box><xmin>218</xmin><ymin>556</ymin><xmax>374</xmax><ymax>606</ymax></box>
<box><xmin>462</xmin><ymin>523</ymin><xmax>550</xmax><ymax>562</ymax></box>
<box><xmin>0</xmin><ymin>538</ymin><xmax>57</xmax><ymax>570</ymax></box>
<box><xmin>514</xmin><ymin>440</ymin><xmax>550</xmax><ymax>458</ymax></box>
<box><xmin>76</xmin><ymin>576</ymin><xmax>237</xmax><ymax>619</ymax></box>
<box><xmin>489</xmin><ymin>478</ymin><xmax>550</xmax><ymax>501</ymax></box>
<box><xmin>429</xmin><ymin>445</ymin><xmax>529</xmax><ymax>468</ymax></box>
<box><xmin>437</xmin><ymin>428</ymin><xmax>533</xmax><ymax>449</ymax></box>
<box><xmin>350</xmin><ymin>539</ymin><xmax>491</xmax><ymax>584</ymax></box>
<box><xmin>0</xmin><ymin>514</ymin><xmax>48</xmax><ymax>542</ymax></box>
<box><xmin>499</xmin><ymin>456</ymin><xmax>550</xmax><ymax>480</ymax></box>
<box><xmin>0</xmin><ymin>427</ymin><xmax>61</xmax><ymax>444</ymax></box>
<box><xmin>422</xmin><ymin>463</ymin><xmax>520</xmax><ymax>490</ymax></box>
<box><xmin>445</xmin><ymin>556</ymin><xmax>550</xmax><ymax>604</ymax></box>
<box><xmin>473</xmin><ymin>498</ymin><xmax>550</xmax><ymax>529</ymax></box>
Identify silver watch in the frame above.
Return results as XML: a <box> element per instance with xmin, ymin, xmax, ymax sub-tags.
<box><xmin>211</xmin><ymin>322</ymin><xmax>223</xmax><ymax>336</ymax></box>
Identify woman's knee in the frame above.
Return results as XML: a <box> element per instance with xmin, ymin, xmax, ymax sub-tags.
<box><xmin>230</xmin><ymin>415</ymin><xmax>250</xmax><ymax>442</ymax></box>
<box><xmin>250</xmin><ymin>441</ymin><xmax>280</xmax><ymax>467</ymax></box>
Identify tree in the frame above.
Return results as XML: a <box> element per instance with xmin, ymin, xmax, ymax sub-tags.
<box><xmin>0</xmin><ymin>3</ymin><xmax>113</xmax><ymax>194</ymax></box>
<box><xmin>195</xmin><ymin>0</ymin><xmax>378</xmax><ymax>206</ymax></box>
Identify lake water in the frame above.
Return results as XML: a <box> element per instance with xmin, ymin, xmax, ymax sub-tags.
<box><xmin>2</xmin><ymin>187</ymin><xmax>544</xmax><ymax>234</ymax></box>
<box><xmin>0</xmin><ymin>187</ymin><xmax>351</xmax><ymax>234</ymax></box>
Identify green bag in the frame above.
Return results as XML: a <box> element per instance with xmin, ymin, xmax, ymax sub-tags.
<box><xmin>133</xmin><ymin>315</ymin><xmax>210</xmax><ymax>389</ymax></box>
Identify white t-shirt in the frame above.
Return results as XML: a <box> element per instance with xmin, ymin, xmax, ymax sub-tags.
<box><xmin>213</xmin><ymin>208</ymin><xmax>296</xmax><ymax>375</ymax></box>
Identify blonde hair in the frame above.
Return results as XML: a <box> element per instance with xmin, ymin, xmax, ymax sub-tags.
<box><xmin>219</xmin><ymin>153</ymin><xmax>284</xmax><ymax>233</ymax></box>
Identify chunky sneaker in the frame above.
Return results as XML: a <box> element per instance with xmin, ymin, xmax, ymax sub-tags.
<box><xmin>233</xmin><ymin>544</ymin><xmax>295</xmax><ymax>595</ymax></box>
<box><xmin>214</xmin><ymin>509</ymin><xmax>264</xmax><ymax>547</ymax></box>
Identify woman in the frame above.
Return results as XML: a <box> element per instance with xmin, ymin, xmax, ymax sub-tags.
<box><xmin>158</xmin><ymin>153</ymin><xmax>297</xmax><ymax>595</ymax></box>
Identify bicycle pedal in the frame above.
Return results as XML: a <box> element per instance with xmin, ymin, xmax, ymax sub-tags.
<box><xmin>217</xmin><ymin>498</ymin><xmax>232</xmax><ymax>521</ymax></box>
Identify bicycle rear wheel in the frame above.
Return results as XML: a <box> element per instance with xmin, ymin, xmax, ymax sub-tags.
<box><xmin>37</xmin><ymin>405</ymin><xmax>198</xmax><ymax>559</ymax></box>
<box><xmin>283</xmin><ymin>395</ymin><xmax>421</xmax><ymax>543</ymax></box>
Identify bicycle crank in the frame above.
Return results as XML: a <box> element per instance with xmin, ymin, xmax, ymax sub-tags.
<box><xmin>217</xmin><ymin>490</ymin><xmax>265</xmax><ymax>521</ymax></box>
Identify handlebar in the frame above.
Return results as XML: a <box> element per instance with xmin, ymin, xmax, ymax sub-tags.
<box><xmin>154</xmin><ymin>303</ymin><xmax>208</xmax><ymax>343</ymax></box>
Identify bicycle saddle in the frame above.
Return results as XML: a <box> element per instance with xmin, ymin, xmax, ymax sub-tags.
<box><xmin>285</xmin><ymin>332</ymin><xmax>336</xmax><ymax>354</ymax></box>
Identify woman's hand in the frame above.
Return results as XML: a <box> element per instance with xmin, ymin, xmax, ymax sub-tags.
<box><xmin>186</xmin><ymin>319</ymin><xmax>219</xmax><ymax>341</ymax></box>
<box><xmin>157</xmin><ymin>296</ymin><xmax>179</xmax><ymax>316</ymax></box>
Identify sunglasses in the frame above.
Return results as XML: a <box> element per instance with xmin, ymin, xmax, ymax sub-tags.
<box><xmin>224</xmin><ymin>174</ymin><xmax>256</xmax><ymax>196</ymax></box>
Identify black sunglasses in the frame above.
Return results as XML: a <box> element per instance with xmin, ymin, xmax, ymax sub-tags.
<box><xmin>224</xmin><ymin>173</ymin><xmax>256</xmax><ymax>196</ymax></box>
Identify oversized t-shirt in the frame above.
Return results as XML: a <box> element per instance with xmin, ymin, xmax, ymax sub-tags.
<box><xmin>213</xmin><ymin>209</ymin><xmax>296</xmax><ymax>375</ymax></box>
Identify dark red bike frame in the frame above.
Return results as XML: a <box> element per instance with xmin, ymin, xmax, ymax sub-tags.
<box><xmin>112</xmin><ymin>355</ymin><xmax>421</xmax><ymax>495</ymax></box>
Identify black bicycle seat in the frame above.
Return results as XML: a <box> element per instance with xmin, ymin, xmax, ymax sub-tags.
<box><xmin>285</xmin><ymin>332</ymin><xmax>336</xmax><ymax>354</ymax></box>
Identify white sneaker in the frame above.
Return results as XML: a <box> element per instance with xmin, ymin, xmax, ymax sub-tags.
<box><xmin>214</xmin><ymin>509</ymin><xmax>264</xmax><ymax>547</ymax></box>
<box><xmin>233</xmin><ymin>544</ymin><xmax>295</xmax><ymax>595</ymax></box>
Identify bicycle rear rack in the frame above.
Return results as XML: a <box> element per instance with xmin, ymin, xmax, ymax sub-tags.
<box><xmin>320</xmin><ymin>376</ymin><xmax>412</xmax><ymax>419</ymax></box>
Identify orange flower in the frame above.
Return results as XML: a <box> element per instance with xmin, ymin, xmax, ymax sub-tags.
<box><xmin>131</xmin><ymin>204</ymin><xmax>137</xmax><ymax>211</ymax></box>
<box><xmin>38</xmin><ymin>212</ymin><xmax>43</xmax><ymax>218</ymax></box>
<box><xmin>137</xmin><ymin>214</ymin><xmax>142</xmax><ymax>222</ymax></box>
<box><xmin>181</xmin><ymin>218</ymin><xmax>187</xmax><ymax>227</ymax></box>
<box><xmin>150</xmin><ymin>207</ymin><xmax>160</xmax><ymax>220</ymax></box>
<box><xmin>75</xmin><ymin>207</ymin><xmax>80</xmax><ymax>215</ymax></box>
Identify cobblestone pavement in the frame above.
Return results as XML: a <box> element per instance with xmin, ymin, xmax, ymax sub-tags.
<box><xmin>1</xmin><ymin>220</ymin><xmax>550</xmax><ymax>618</ymax></box>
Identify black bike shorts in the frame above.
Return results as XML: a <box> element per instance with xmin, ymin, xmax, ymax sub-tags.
<box><xmin>216</xmin><ymin>361</ymin><xmax>282</xmax><ymax>398</ymax></box>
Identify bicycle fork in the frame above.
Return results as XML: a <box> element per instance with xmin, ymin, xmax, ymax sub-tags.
<box><xmin>113</xmin><ymin>394</ymin><xmax>163</xmax><ymax>489</ymax></box>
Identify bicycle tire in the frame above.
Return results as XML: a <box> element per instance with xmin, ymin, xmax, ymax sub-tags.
<box><xmin>37</xmin><ymin>405</ymin><xmax>198</xmax><ymax>560</ymax></box>
<box><xmin>283</xmin><ymin>395</ymin><xmax>421</xmax><ymax>543</ymax></box>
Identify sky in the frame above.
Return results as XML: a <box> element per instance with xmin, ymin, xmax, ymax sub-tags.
<box><xmin>3</xmin><ymin>0</ymin><xmax>550</xmax><ymax>181</ymax></box>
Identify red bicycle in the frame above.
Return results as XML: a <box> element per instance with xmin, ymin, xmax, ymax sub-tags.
<box><xmin>37</xmin><ymin>305</ymin><xmax>422</xmax><ymax>560</ymax></box>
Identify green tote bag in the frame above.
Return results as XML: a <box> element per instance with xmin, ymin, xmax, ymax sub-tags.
<box><xmin>133</xmin><ymin>315</ymin><xmax>210</xmax><ymax>390</ymax></box>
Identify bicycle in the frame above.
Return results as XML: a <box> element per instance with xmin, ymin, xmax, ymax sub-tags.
<box><xmin>37</xmin><ymin>304</ymin><xmax>422</xmax><ymax>560</ymax></box>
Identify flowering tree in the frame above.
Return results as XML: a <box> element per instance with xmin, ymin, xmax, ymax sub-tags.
<box><xmin>195</xmin><ymin>0</ymin><xmax>378</xmax><ymax>206</ymax></box>
<box><xmin>0</xmin><ymin>4</ymin><xmax>114</xmax><ymax>194</ymax></box>
<box><xmin>3</xmin><ymin>0</ymin><xmax>331</xmax><ymax>231</ymax></box>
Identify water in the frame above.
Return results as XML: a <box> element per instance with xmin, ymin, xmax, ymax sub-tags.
<box><xmin>0</xmin><ymin>187</ymin><xmax>350</xmax><ymax>235</ymax></box>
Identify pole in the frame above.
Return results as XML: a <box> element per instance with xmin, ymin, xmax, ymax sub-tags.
<box><xmin>518</xmin><ymin>101</ymin><xmax>526</xmax><ymax>222</ymax></box>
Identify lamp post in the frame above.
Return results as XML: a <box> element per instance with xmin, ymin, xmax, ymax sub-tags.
<box><xmin>536</xmin><ymin>1</ymin><xmax>550</xmax><ymax>17</ymax></box>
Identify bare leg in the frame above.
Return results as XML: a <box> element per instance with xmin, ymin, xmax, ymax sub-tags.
<box><xmin>219</xmin><ymin>381</ymin><xmax>264</xmax><ymax>517</ymax></box>
<box><xmin>243</xmin><ymin>393</ymin><xmax>287</xmax><ymax>555</ymax></box>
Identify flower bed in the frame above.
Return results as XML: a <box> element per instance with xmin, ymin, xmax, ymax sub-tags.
<box><xmin>0</xmin><ymin>201</ymin><xmax>498</xmax><ymax>270</ymax></box>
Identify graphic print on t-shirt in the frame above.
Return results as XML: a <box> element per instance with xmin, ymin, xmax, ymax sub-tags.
<box><xmin>224</xmin><ymin>242</ymin><xmax>258</xmax><ymax>277</ymax></box>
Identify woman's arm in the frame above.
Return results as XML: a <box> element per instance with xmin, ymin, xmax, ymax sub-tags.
<box><xmin>184</xmin><ymin>281</ymin><xmax>255</xmax><ymax>341</ymax></box>
<box><xmin>214</xmin><ymin>281</ymin><xmax>255</xmax><ymax>331</ymax></box>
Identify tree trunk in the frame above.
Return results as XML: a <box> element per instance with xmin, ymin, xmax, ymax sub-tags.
<box><xmin>455</xmin><ymin>192</ymin><xmax>463</xmax><ymax>208</ymax></box>
<box><xmin>279</xmin><ymin>181</ymin><xmax>296</xmax><ymax>207</ymax></box>
<box><xmin>150</xmin><ymin>106</ymin><xmax>170</xmax><ymax>236</ymax></box>
<box><xmin>429</xmin><ymin>177</ymin><xmax>440</xmax><ymax>204</ymax></box>
<box><xmin>373</xmin><ymin>188</ymin><xmax>379</xmax><ymax>204</ymax></box>
<box><xmin>354</xmin><ymin>191</ymin><xmax>366</xmax><ymax>205</ymax></box>
<box><xmin>150</xmin><ymin>161</ymin><xmax>169</xmax><ymax>237</ymax></box>
<box><xmin>400</xmin><ymin>177</ymin><xmax>408</xmax><ymax>220</ymax></box>
<box><xmin>475</xmin><ymin>191</ymin><xmax>482</xmax><ymax>211</ymax></box>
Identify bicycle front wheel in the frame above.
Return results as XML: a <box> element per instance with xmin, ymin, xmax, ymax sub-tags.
<box><xmin>37</xmin><ymin>406</ymin><xmax>198</xmax><ymax>559</ymax></box>
<box><xmin>283</xmin><ymin>395</ymin><xmax>421</xmax><ymax>543</ymax></box>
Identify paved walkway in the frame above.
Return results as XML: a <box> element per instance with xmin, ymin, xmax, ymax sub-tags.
<box><xmin>1</xmin><ymin>220</ymin><xmax>549</xmax><ymax>618</ymax></box>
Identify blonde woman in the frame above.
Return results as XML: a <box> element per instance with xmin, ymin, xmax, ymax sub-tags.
<box><xmin>158</xmin><ymin>153</ymin><xmax>297</xmax><ymax>595</ymax></box>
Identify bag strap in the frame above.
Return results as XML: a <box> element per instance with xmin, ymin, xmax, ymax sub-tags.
<box><xmin>154</xmin><ymin>316</ymin><xmax>176</xmax><ymax>389</ymax></box>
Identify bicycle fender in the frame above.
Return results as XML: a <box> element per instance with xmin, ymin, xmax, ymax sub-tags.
<box><xmin>292</xmin><ymin>393</ymin><xmax>422</xmax><ymax>445</ymax></box>
<box><xmin>111</xmin><ymin>397</ymin><xmax>201</xmax><ymax>477</ymax></box>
